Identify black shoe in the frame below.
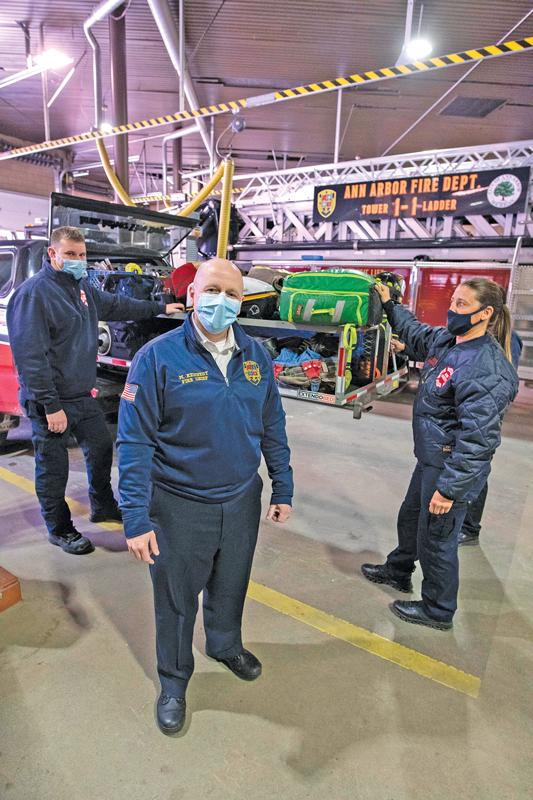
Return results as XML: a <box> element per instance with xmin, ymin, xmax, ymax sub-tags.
<box><xmin>361</xmin><ymin>563</ymin><xmax>412</xmax><ymax>593</ymax></box>
<box><xmin>48</xmin><ymin>530</ymin><xmax>95</xmax><ymax>555</ymax></box>
<box><xmin>390</xmin><ymin>600</ymin><xmax>453</xmax><ymax>631</ymax></box>
<box><xmin>216</xmin><ymin>649</ymin><xmax>262</xmax><ymax>681</ymax></box>
<box><xmin>156</xmin><ymin>693</ymin><xmax>186</xmax><ymax>735</ymax></box>
<box><xmin>458</xmin><ymin>531</ymin><xmax>479</xmax><ymax>547</ymax></box>
<box><xmin>90</xmin><ymin>504</ymin><xmax>122</xmax><ymax>523</ymax></box>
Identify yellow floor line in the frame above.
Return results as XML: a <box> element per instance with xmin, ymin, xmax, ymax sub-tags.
<box><xmin>248</xmin><ymin>582</ymin><xmax>480</xmax><ymax>697</ymax></box>
<box><xmin>0</xmin><ymin>465</ymin><xmax>122</xmax><ymax>531</ymax></box>
<box><xmin>0</xmin><ymin>464</ymin><xmax>480</xmax><ymax>697</ymax></box>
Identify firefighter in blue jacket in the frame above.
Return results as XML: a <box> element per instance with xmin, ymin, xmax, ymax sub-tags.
<box><xmin>362</xmin><ymin>278</ymin><xmax>518</xmax><ymax>630</ymax></box>
<box><xmin>7</xmin><ymin>226</ymin><xmax>182</xmax><ymax>556</ymax></box>
<box><xmin>117</xmin><ymin>258</ymin><xmax>293</xmax><ymax>735</ymax></box>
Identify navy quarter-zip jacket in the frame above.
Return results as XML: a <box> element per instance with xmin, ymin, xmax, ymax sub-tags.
<box><xmin>117</xmin><ymin>314</ymin><xmax>294</xmax><ymax>538</ymax></box>
<box><xmin>384</xmin><ymin>301</ymin><xmax>519</xmax><ymax>503</ymax></box>
<box><xmin>7</xmin><ymin>260</ymin><xmax>165</xmax><ymax>413</ymax></box>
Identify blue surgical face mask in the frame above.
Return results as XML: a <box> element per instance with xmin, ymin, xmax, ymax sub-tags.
<box><xmin>447</xmin><ymin>306</ymin><xmax>487</xmax><ymax>336</ymax></box>
<box><xmin>61</xmin><ymin>259</ymin><xmax>88</xmax><ymax>280</ymax></box>
<box><xmin>196</xmin><ymin>292</ymin><xmax>241</xmax><ymax>334</ymax></box>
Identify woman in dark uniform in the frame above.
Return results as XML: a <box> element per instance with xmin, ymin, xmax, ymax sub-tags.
<box><xmin>362</xmin><ymin>278</ymin><xmax>518</xmax><ymax>630</ymax></box>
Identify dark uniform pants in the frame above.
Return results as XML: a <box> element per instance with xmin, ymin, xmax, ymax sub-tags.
<box><xmin>25</xmin><ymin>396</ymin><xmax>115</xmax><ymax>536</ymax></box>
<box><xmin>149</xmin><ymin>476</ymin><xmax>263</xmax><ymax>699</ymax></box>
<box><xmin>386</xmin><ymin>462</ymin><xmax>468</xmax><ymax>622</ymax></box>
<box><xmin>461</xmin><ymin>481</ymin><xmax>488</xmax><ymax>538</ymax></box>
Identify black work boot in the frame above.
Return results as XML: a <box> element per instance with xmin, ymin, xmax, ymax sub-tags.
<box><xmin>390</xmin><ymin>600</ymin><xmax>453</xmax><ymax>631</ymax></box>
<box><xmin>157</xmin><ymin>693</ymin><xmax>186</xmax><ymax>735</ymax></box>
<box><xmin>361</xmin><ymin>563</ymin><xmax>412</xmax><ymax>593</ymax></box>
<box><xmin>458</xmin><ymin>531</ymin><xmax>480</xmax><ymax>547</ymax></box>
<box><xmin>48</xmin><ymin>529</ymin><xmax>95</xmax><ymax>555</ymax></box>
<box><xmin>215</xmin><ymin>650</ymin><xmax>262</xmax><ymax>681</ymax></box>
<box><xmin>90</xmin><ymin>502</ymin><xmax>122</xmax><ymax>523</ymax></box>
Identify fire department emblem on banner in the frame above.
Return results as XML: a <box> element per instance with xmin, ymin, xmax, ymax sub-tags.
<box><xmin>244</xmin><ymin>360</ymin><xmax>261</xmax><ymax>385</ymax></box>
<box><xmin>317</xmin><ymin>188</ymin><xmax>337</xmax><ymax>218</ymax></box>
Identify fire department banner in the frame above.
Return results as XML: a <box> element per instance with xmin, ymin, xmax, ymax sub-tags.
<box><xmin>313</xmin><ymin>167</ymin><xmax>531</xmax><ymax>223</ymax></box>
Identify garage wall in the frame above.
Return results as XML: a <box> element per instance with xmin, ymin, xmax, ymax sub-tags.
<box><xmin>0</xmin><ymin>189</ymin><xmax>49</xmax><ymax>233</ymax></box>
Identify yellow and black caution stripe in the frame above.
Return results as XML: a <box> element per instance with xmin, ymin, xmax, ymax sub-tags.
<box><xmin>270</xmin><ymin>38</ymin><xmax>533</xmax><ymax>100</ymax></box>
<box><xmin>1</xmin><ymin>36</ymin><xmax>531</xmax><ymax>162</ymax></box>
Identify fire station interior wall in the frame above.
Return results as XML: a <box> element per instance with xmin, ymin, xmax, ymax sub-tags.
<box><xmin>0</xmin><ymin>190</ymin><xmax>50</xmax><ymax>235</ymax></box>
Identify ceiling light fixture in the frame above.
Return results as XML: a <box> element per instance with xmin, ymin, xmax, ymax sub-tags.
<box><xmin>99</xmin><ymin>122</ymin><xmax>114</xmax><ymax>135</ymax></box>
<box><xmin>0</xmin><ymin>49</ymin><xmax>73</xmax><ymax>90</ymax></box>
<box><xmin>404</xmin><ymin>37</ymin><xmax>433</xmax><ymax>61</ymax></box>
<box><xmin>34</xmin><ymin>49</ymin><xmax>73</xmax><ymax>70</ymax></box>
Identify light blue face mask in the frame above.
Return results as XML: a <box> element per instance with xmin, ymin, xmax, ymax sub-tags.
<box><xmin>61</xmin><ymin>259</ymin><xmax>88</xmax><ymax>280</ymax></box>
<box><xmin>196</xmin><ymin>292</ymin><xmax>241</xmax><ymax>334</ymax></box>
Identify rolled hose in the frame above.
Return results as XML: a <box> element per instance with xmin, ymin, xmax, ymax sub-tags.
<box><xmin>216</xmin><ymin>158</ymin><xmax>234</xmax><ymax>258</ymax></box>
<box><xmin>96</xmin><ymin>137</ymin><xmax>135</xmax><ymax>207</ymax></box>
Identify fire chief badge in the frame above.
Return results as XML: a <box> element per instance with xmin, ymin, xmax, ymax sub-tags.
<box><xmin>243</xmin><ymin>360</ymin><xmax>261</xmax><ymax>385</ymax></box>
<box><xmin>317</xmin><ymin>188</ymin><xmax>337</xmax><ymax>219</ymax></box>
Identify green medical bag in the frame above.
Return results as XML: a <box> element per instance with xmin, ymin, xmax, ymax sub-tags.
<box><xmin>279</xmin><ymin>270</ymin><xmax>382</xmax><ymax>326</ymax></box>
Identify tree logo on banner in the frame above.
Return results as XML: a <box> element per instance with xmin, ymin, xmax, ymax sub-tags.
<box><xmin>487</xmin><ymin>173</ymin><xmax>523</xmax><ymax>209</ymax></box>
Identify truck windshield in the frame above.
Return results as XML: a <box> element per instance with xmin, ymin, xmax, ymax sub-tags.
<box><xmin>0</xmin><ymin>249</ymin><xmax>14</xmax><ymax>296</ymax></box>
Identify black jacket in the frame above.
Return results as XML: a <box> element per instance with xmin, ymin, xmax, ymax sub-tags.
<box><xmin>384</xmin><ymin>301</ymin><xmax>519</xmax><ymax>502</ymax></box>
<box><xmin>7</xmin><ymin>260</ymin><xmax>165</xmax><ymax>413</ymax></box>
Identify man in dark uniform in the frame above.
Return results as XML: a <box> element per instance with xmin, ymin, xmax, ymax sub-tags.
<box><xmin>7</xmin><ymin>225</ymin><xmax>182</xmax><ymax>556</ymax></box>
<box><xmin>118</xmin><ymin>258</ymin><xmax>293</xmax><ymax>735</ymax></box>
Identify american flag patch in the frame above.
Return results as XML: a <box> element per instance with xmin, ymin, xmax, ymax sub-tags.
<box><xmin>80</xmin><ymin>289</ymin><xmax>88</xmax><ymax>306</ymax></box>
<box><xmin>121</xmin><ymin>383</ymin><xmax>139</xmax><ymax>402</ymax></box>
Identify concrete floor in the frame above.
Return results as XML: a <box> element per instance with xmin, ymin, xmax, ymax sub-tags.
<box><xmin>1</xmin><ymin>384</ymin><xmax>532</xmax><ymax>800</ymax></box>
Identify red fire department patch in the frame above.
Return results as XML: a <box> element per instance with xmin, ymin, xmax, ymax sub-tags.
<box><xmin>436</xmin><ymin>367</ymin><xmax>454</xmax><ymax>388</ymax></box>
<box><xmin>80</xmin><ymin>289</ymin><xmax>88</xmax><ymax>306</ymax></box>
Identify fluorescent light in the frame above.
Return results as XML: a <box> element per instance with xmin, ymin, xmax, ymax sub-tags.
<box><xmin>34</xmin><ymin>49</ymin><xmax>73</xmax><ymax>70</ymax></box>
<box><xmin>0</xmin><ymin>50</ymin><xmax>73</xmax><ymax>91</ymax></box>
<box><xmin>405</xmin><ymin>38</ymin><xmax>433</xmax><ymax>60</ymax></box>
<box><xmin>99</xmin><ymin>122</ymin><xmax>114</xmax><ymax>135</ymax></box>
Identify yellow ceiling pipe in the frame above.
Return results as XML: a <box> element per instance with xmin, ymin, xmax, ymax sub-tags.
<box><xmin>96</xmin><ymin>137</ymin><xmax>136</xmax><ymax>207</ymax></box>
<box><xmin>216</xmin><ymin>159</ymin><xmax>234</xmax><ymax>258</ymax></box>
<box><xmin>178</xmin><ymin>160</ymin><xmax>225</xmax><ymax>217</ymax></box>
<box><xmin>96</xmin><ymin>137</ymin><xmax>230</xmax><ymax>235</ymax></box>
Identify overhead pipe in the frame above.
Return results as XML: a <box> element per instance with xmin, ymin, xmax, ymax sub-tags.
<box><xmin>147</xmin><ymin>0</ymin><xmax>214</xmax><ymax>163</ymax></box>
<box><xmin>162</xmin><ymin>124</ymin><xmax>200</xmax><ymax>206</ymax></box>
<box><xmin>39</xmin><ymin>24</ymin><xmax>51</xmax><ymax>141</ymax></box>
<box><xmin>109</xmin><ymin>3</ymin><xmax>129</xmax><ymax>196</ymax></box>
<box><xmin>178</xmin><ymin>0</ymin><xmax>185</xmax><ymax>112</ymax></box>
<box><xmin>83</xmin><ymin>0</ymin><xmax>126</xmax><ymax>130</ymax></box>
<box><xmin>216</xmin><ymin>159</ymin><xmax>234</xmax><ymax>257</ymax></box>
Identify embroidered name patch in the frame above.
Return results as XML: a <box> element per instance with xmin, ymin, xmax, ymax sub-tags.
<box><xmin>178</xmin><ymin>370</ymin><xmax>208</xmax><ymax>385</ymax></box>
<box><xmin>243</xmin><ymin>360</ymin><xmax>261</xmax><ymax>385</ymax></box>
<box><xmin>121</xmin><ymin>383</ymin><xmax>138</xmax><ymax>402</ymax></box>
<box><xmin>436</xmin><ymin>367</ymin><xmax>454</xmax><ymax>388</ymax></box>
<box><xmin>80</xmin><ymin>289</ymin><xmax>88</xmax><ymax>306</ymax></box>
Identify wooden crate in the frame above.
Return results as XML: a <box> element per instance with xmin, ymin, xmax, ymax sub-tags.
<box><xmin>0</xmin><ymin>566</ymin><xmax>22</xmax><ymax>613</ymax></box>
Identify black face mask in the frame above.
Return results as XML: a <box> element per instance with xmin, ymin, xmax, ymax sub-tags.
<box><xmin>446</xmin><ymin>306</ymin><xmax>487</xmax><ymax>336</ymax></box>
